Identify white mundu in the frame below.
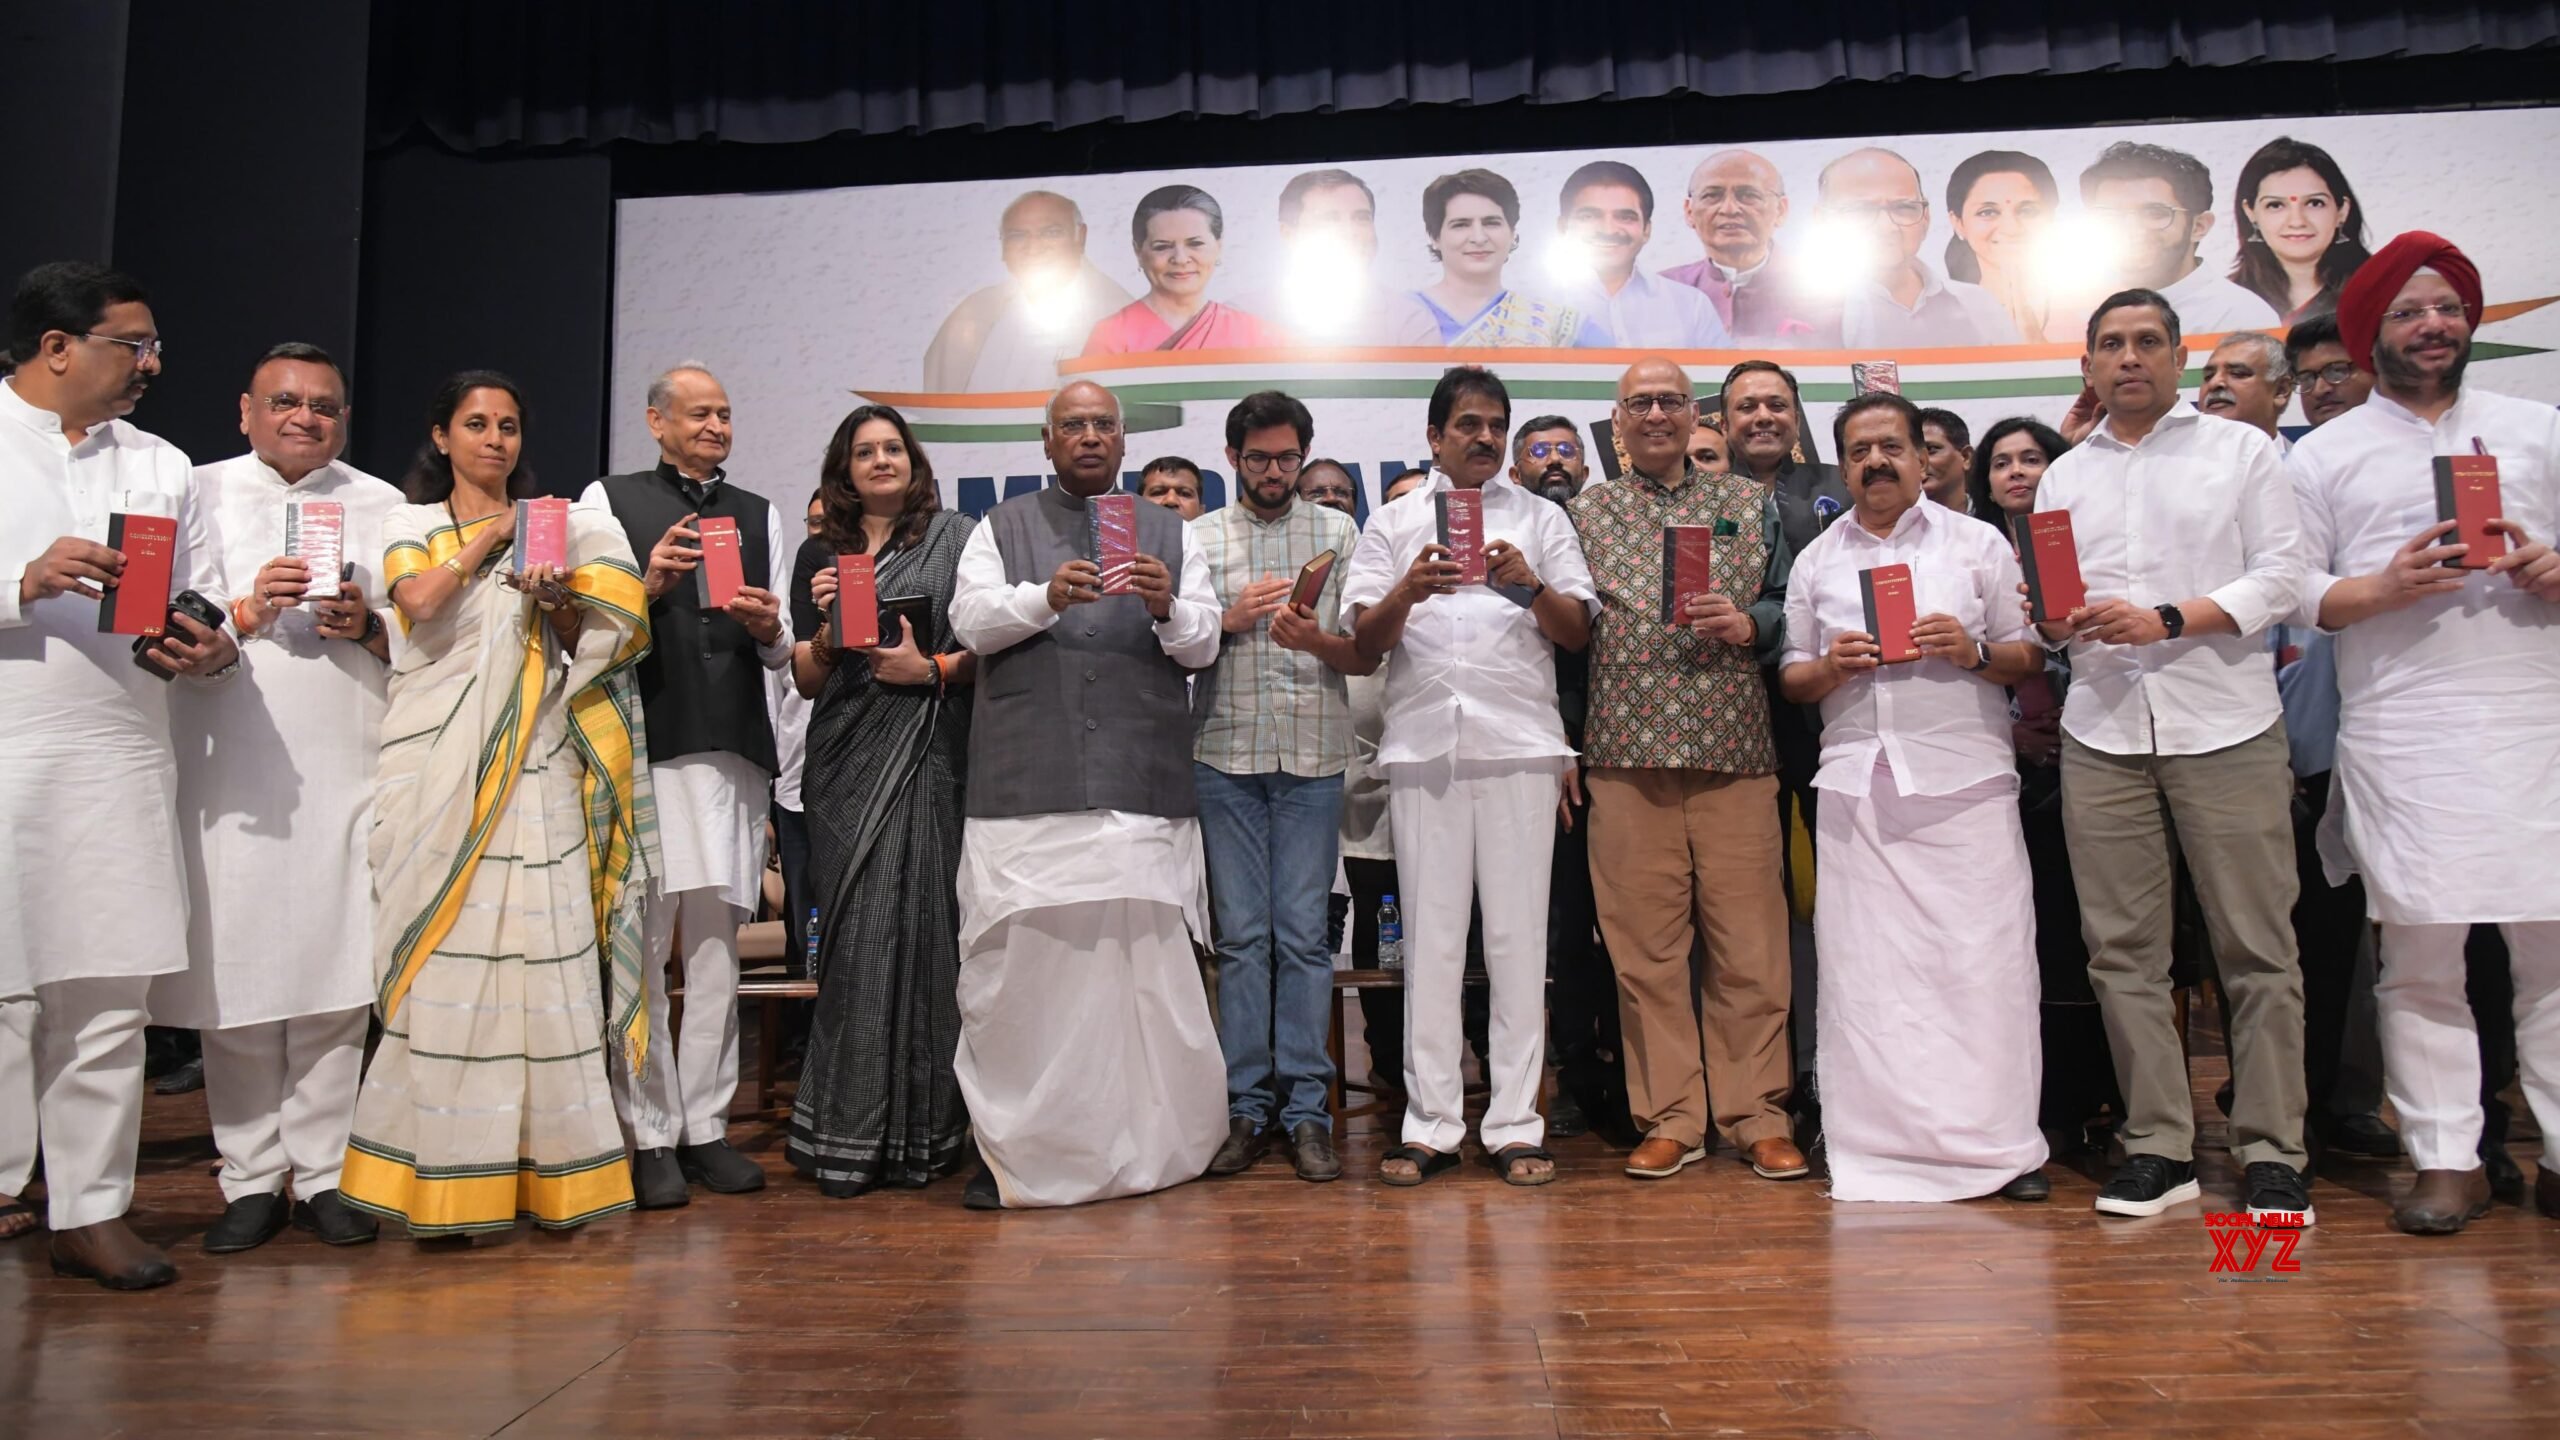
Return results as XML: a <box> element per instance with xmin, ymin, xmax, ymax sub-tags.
<box><xmin>2290</xmin><ymin>385</ymin><xmax>2560</xmax><ymax>1171</ymax></box>
<box><xmin>157</xmin><ymin>451</ymin><xmax>405</xmax><ymax>1204</ymax></box>
<box><xmin>0</xmin><ymin>375</ymin><xmax>208</xmax><ymax>1230</ymax></box>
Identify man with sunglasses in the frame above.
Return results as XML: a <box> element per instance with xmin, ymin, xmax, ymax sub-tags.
<box><xmin>1819</xmin><ymin>148</ymin><xmax>2013</xmax><ymax>350</ymax></box>
<box><xmin>158</xmin><ymin>342</ymin><xmax>399</xmax><ymax>1255</ymax></box>
<box><xmin>2081</xmin><ymin>142</ymin><xmax>2280</xmax><ymax>336</ymax></box>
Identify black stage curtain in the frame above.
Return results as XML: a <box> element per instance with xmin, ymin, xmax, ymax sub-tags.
<box><xmin>368</xmin><ymin>1</ymin><xmax>2560</xmax><ymax>153</ymax></box>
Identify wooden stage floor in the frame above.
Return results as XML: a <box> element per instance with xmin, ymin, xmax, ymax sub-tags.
<box><xmin>8</xmin><ymin>1062</ymin><xmax>2560</xmax><ymax>1438</ymax></box>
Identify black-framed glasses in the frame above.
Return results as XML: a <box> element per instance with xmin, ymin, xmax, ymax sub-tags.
<box><xmin>1525</xmin><ymin>440</ymin><xmax>1582</xmax><ymax>460</ymax></box>
<box><xmin>2304</xmin><ymin>362</ymin><xmax>2360</xmax><ymax>388</ymax></box>
<box><xmin>1299</xmin><ymin>476</ymin><xmax>1355</xmax><ymax>499</ymax></box>
<box><xmin>82</xmin><ymin>332</ymin><xmax>164</xmax><ymax>362</ymax></box>
<box><xmin>1619</xmin><ymin>395</ymin><xmax>1691</xmax><ymax>416</ymax></box>
<box><xmin>1239</xmin><ymin>450</ymin><xmax>1305</xmax><ymax>474</ymax></box>
<box><xmin>258</xmin><ymin>392</ymin><xmax>346</xmax><ymax>421</ymax></box>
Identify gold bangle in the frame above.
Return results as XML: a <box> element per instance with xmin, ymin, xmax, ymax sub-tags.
<box><xmin>441</xmin><ymin>557</ymin><xmax>467</xmax><ymax>581</ymax></box>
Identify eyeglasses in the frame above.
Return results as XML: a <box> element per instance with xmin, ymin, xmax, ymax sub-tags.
<box><xmin>1239</xmin><ymin>450</ymin><xmax>1305</xmax><ymax>474</ymax></box>
<box><xmin>82</xmin><ymin>333</ymin><xmax>164</xmax><ymax>362</ymax></box>
<box><xmin>1619</xmin><ymin>395</ymin><xmax>1692</xmax><ymax>417</ymax></box>
<box><xmin>1524</xmin><ymin>440</ymin><xmax>1582</xmax><ymax>461</ymax></box>
<box><xmin>1050</xmin><ymin>416</ymin><xmax>1121</xmax><ymax>438</ymax></box>
<box><xmin>1828</xmin><ymin>200</ymin><xmax>1930</xmax><ymax>228</ymax></box>
<box><xmin>1300</xmin><ymin>478</ymin><xmax>1354</xmax><ymax>500</ymax></box>
<box><xmin>258</xmin><ymin>392</ymin><xmax>346</xmax><ymax>421</ymax></box>
<box><xmin>2091</xmin><ymin>203</ymin><xmax>2192</xmax><ymax>234</ymax></box>
<box><xmin>2304</xmin><ymin>362</ymin><xmax>2360</xmax><ymax>388</ymax></box>
<box><xmin>2381</xmin><ymin>301</ymin><xmax>2468</xmax><ymax>328</ymax></box>
<box><xmin>1689</xmin><ymin>185</ymin><xmax>1776</xmax><ymax>209</ymax></box>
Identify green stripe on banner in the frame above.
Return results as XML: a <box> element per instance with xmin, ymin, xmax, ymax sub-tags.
<box><xmin>911</xmin><ymin>400</ymin><xmax>1183</xmax><ymax>444</ymax></box>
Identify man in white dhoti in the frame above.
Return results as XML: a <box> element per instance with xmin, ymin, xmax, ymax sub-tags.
<box><xmin>2</xmin><ymin>262</ymin><xmax>239</xmax><ymax>1289</ymax></box>
<box><xmin>587</xmin><ymin>364</ymin><xmax>792</xmax><ymax>1207</ymax></box>
<box><xmin>161</xmin><ymin>342</ymin><xmax>400</xmax><ymax>1252</ymax></box>
<box><xmin>1</xmin><ymin>997</ymin><xmax>35</xmax><ymax>1240</ymax></box>
<box><xmin>1777</xmin><ymin>391</ymin><xmax>2050</xmax><ymax>1202</ymax></box>
<box><xmin>2290</xmin><ymin>232</ymin><xmax>2560</xmax><ymax>1234</ymax></box>
<box><xmin>922</xmin><ymin>192</ymin><xmax>1135</xmax><ymax>394</ymax></box>
<box><xmin>1344</xmin><ymin>365</ymin><xmax>1596</xmax><ymax>1188</ymax></box>
<box><xmin>947</xmin><ymin>380</ymin><xmax>1226</xmax><ymax>1209</ymax></box>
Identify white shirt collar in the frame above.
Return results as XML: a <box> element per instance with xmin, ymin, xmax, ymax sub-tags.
<box><xmin>1712</xmin><ymin>254</ymin><xmax>1770</xmax><ymax>286</ymax></box>
<box><xmin>2091</xmin><ymin>399</ymin><xmax>2204</xmax><ymax>451</ymax></box>
<box><xmin>0</xmin><ymin>376</ymin><xmax>66</xmax><ymax>437</ymax></box>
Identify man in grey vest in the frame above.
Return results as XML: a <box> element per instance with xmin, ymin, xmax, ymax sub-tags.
<box><xmin>583</xmin><ymin>363</ymin><xmax>791</xmax><ymax>1207</ymax></box>
<box><xmin>947</xmin><ymin>380</ymin><xmax>1226</xmax><ymax>1209</ymax></box>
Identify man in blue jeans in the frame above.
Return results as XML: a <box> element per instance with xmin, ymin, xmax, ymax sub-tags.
<box><xmin>1192</xmin><ymin>390</ymin><xmax>1372</xmax><ymax>1181</ymax></box>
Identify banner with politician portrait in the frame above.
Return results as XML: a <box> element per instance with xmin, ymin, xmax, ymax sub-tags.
<box><xmin>611</xmin><ymin>107</ymin><xmax>2560</xmax><ymax>515</ymax></box>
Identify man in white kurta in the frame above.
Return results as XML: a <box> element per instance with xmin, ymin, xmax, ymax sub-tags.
<box><xmin>159</xmin><ymin>344</ymin><xmax>400</xmax><ymax>1254</ymax></box>
<box><xmin>584</xmin><ymin>364</ymin><xmax>793</xmax><ymax>1206</ymax></box>
<box><xmin>1</xmin><ymin>263</ymin><xmax>238</xmax><ymax>1289</ymax></box>
<box><xmin>947</xmin><ymin>381</ymin><xmax>1227</xmax><ymax>1209</ymax></box>
<box><xmin>1778</xmin><ymin>394</ymin><xmax>2049</xmax><ymax>1202</ymax></box>
<box><xmin>2289</xmin><ymin>233</ymin><xmax>2560</xmax><ymax>1233</ymax></box>
<box><xmin>1343</xmin><ymin>366</ymin><xmax>1597</xmax><ymax>1187</ymax></box>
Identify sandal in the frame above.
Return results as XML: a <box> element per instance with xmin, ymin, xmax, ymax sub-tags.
<box><xmin>1378</xmin><ymin>1145</ymin><xmax>1461</xmax><ymax>1187</ymax></box>
<box><xmin>0</xmin><ymin>1198</ymin><xmax>33</xmax><ymax>1241</ymax></box>
<box><xmin>1485</xmin><ymin>1144</ymin><xmax>1558</xmax><ymax>1187</ymax></box>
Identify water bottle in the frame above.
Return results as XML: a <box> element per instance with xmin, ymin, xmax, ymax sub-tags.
<box><xmin>1376</xmin><ymin>895</ymin><xmax>1404</xmax><ymax>972</ymax></box>
<box><xmin>804</xmin><ymin>906</ymin><xmax>822</xmax><ymax>974</ymax></box>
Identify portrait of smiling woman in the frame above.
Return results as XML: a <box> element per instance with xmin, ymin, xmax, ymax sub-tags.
<box><xmin>1389</xmin><ymin>168</ymin><xmax>1610</xmax><ymax>348</ymax></box>
<box><xmin>2229</xmin><ymin>135</ymin><xmax>2375</xmax><ymax>321</ymax></box>
<box><xmin>1081</xmin><ymin>184</ymin><xmax>1282</xmax><ymax>355</ymax></box>
<box><xmin>1941</xmin><ymin>150</ymin><xmax>2070</xmax><ymax>344</ymax></box>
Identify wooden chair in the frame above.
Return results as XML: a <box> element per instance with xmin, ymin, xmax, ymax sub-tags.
<box><xmin>667</xmin><ymin>861</ymin><xmax>821</xmax><ymax>1121</ymax></box>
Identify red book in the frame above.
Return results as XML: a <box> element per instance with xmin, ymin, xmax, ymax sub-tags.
<box><xmin>284</xmin><ymin>500</ymin><xmax>346</xmax><ymax>585</ymax></box>
<box><xmin>1290</xmin><ymin>549</ymin><xmax>1338</xmax><ymax>612</ymax></box>
<box><xmin>99</xmin><ymin>512</ymin><xmax>180</xmax><ymax>635</ymax></box>
<box><xmin>833</xmin><ymin>553</ymin><xmax>879</xmax><ymax>649</ymax></box>
<box><xmin>696</xmin><ymin>515</ymin><xmax>746</xmax><ymax>607</ymax></box>
<box><xmin>1434</xmin><ymin>490</ymin><xmax>1488</xmax><ymax>585</ymax></box>
<box><xmin>2434</xmin><ymin>455</ymin><xmax>2505</xmax><ymax>570</ymax></box>
<box><xmin>1860</xmin><ymin>563</ymin><xmax>1920</xmax><ymax>663</ymax></box>
<box><xmin>1661</xmin><ymin>526</ymin><xmax>1715</xmax><ymax>625</ymax></box>
<box><xmin>1088</xmin><ymin>493</ymin><xmax>1139</xmax><ymax>595</ymax></box>
<box><xmin>2013</xmin><ymin>512</ymin><xmax>2087</xmax><ymax>623</ymax></box>
<box><xmin>513</xmin><ymin>497</ymin><xmax>570</xmax><ymax>573</ymax></box>
<box><xmin>1850</xmin><ymin>359</ymin><xmax>1901</xmax><ymax>397</ymax></box>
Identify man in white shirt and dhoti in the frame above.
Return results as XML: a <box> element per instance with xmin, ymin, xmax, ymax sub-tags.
<box><xmin>1</xmin><ymin>263</ymin><xmax>239</xmax><ymax>1289</ymax></box>
<box><xmin>587</xmin><ymin>364</ymin><xmax>793</xmax><ymax>1207</ymax></box>
<box><xmin>2290</xmin><ymin>232</ymin><xmax>2560</xmax><ymax>1234</ymax></box>
<box><xmin>161</xmin><ymin>343</ymin><xmax>400</xmax><ymax>1253</ymax></box>
<box><xmin>1778</xmin><ymin>391</ymin><xmax>2050</xmax><ymax>1202</ymax></box>
<box><xmin>947</xmin><ymin>380</ymin><xmax>1227</xmax><ymax>1209</ymax></box>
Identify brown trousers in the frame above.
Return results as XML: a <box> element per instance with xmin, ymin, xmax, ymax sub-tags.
<box><xmin>1586</xmin><ymin>768</ymin><xmax>1794</xmax><ymax>1149</ymax></box>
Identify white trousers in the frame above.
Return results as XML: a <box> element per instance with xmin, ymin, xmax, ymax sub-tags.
<box><xmin>1385</xmin><ymin>753</ymin><xmax>1557</xmax><ymax>1155</ymax></box>
<box><xmin>0</xmin><ymin>997</ymin><xmax>35</xmax><ymax>1196</ymax></box>
<box><xmin>612</xmin><ymin>886</ymin><xmax>744</xmax><ymax>1148</ymax></box>
<box><xmin>2377</xmin><ymin>920</ymin><xmax>2560</xmax><ymax>1172</ymax></box>
<box><xmin>200</xmin><ymin>1005</ymin><xmax>369</xmax><ymax>1202</ymax></box>
<box><xmin>31</xmin><ymin>977</ymin><xmax>151</xmax><ymax>1229</ymax></box>
<box><xmin>955</xmin><ymin>897</ymin><xmax>1227</xmax><ymax>1208</ymax></box>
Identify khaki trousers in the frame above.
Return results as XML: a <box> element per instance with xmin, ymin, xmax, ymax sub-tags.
<box><xmin>2061</xmin><ymin>723</ymin><xmax>2308</xmax><ymax>1169</ymax></box>
<box><xmin>1586</xmin><ymin>768</ymin><xmax>1793</xmax><ymax>1150</ymax></box>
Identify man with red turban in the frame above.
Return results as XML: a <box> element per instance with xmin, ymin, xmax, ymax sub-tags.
<box><xmin>2290</xmin><ymin>231</ymin><xmax>2560</xmax><ymax>1235</ymax></box>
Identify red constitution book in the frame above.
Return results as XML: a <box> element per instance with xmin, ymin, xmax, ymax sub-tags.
<box><xmin>285</xmin><ymin>499</ymin><xmax>346</xmax><ymax>586</ymax></box>
<box><xmin>1434</xmin><ymin>489</ymin><xmax>1488</xmax><ymax>585</ymax></box>
<box><xmin>2434</xmin><ymin>455</ymin><xmax>2505</xmax><ymax>570</ymax></box>
<box><xmin>834</xmin><ymin>553</ymin><xmax>879</xmax><ymax>649</ymax></box>
<box><xmin>513</xmin><ymin>497</ymin><xmax>570</xmax><ymax>573</ymax></box>
<box><xmin>695</xmin><ymin>515</ymin><xmax>745</xmax><ymax>607</ymax></box>
<box><xmin>98</xmin><ymin>512</ymin><xmax>179</xmax><ymax>635</ymax></box>
<box><xmin>1088</xmin><ymin>493</ymin><xmax>1139</xmax><ymax>595</ymax></box>
<box><xmin>2013</xmin><ymin>512</ymin><xmax>2087</xmax><ymax>622</ymax></box>
<box><xmin>1661</xmin><ymin>525</ymin><xmax>1715</xmax><ymax>626</ymax></box>
<box><xmin>1860</xmin><ymin>563</ymin><xmax>1920</xmax><ymax>663</ymax></box>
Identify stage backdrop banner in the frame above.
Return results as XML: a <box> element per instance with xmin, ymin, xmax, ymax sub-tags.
<box><xmin>612</xmin><ymin>107</ymin><xmax>2559</xmax><ymax>519</ymax></box>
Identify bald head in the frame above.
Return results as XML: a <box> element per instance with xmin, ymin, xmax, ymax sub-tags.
<box><xmin>1819</xmin><ymin>148</ymin><xmax>1930</xmax><ymax>272</ymax></box>
<box><xmin>1001</xmin><ymin>191</ymin><xmax>1088</xmax><ymax>282</ymax></box>
<box><xmin>1043</xmin><ymin>380</ymin><xmax>1126</xmax><ymax>495</ymax></box>
<box><xmin>1614</xmin><ymin>355</ymin><xmax>1697</xmax><ymax>479</ymax></box>
<box><xmin>1683</xmin><ymin>149</ymin><xmax>1790</xmax><ymax>270</ymax></box>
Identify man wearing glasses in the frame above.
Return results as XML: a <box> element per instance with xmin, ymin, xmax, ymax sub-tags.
<box><xmin>1660</xmin><ymin>149</ymin><xmax>1839</xmax><ymax>346</ymax></box>
<box><xmin>2081</xmin><ymin>142</ymin><xmax>2280</xmax><ymax>335</ymax></box>
<box><xmin>2284</xmin><ymin>312</ymin><xmax>2375</xmax><ymax>429</ymax></box>
<box><xmin>1551</xmin><ymin>161</ymin><xmax>1732</xmax><ymax>351</ymax></box>
<box><xmin>1190</xmin><ymin>391</ymin><xmax>1369</xmax><ymax>1184</ymax></box>
<box><xmin>1819</xmin><ymin>148</ymin><xmax>2015</xmax><ymax>350</ymax></box>
<box><xmin>1567</xmin><ymin>359</ymin><xmax>1805</xmax><ymax>1183</ymax></box>
<box><xmin>159</xmin><ymin>342</ymin><xmax>399</xmax><ymax>1255</ymax></box>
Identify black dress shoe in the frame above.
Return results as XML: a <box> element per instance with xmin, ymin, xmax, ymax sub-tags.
<box><xmin>51</xmin><ymin>1218</ymin><xmax>177</xmax><ymax>1290</ymax></box>
<box><xmin>631</xmin><ymin>1148</ymin><xmax>692</xmax><ymax>1209</ymax></box>
<box><xmin>1205</xmin><ymin>1118</ymin><xmax>1271</xmax><ymax>1177</ymax></box>
<box><xmin>292</xmin><ymin>1190</ymin><xmax>380</xmax><ymax>1246</ymax></box>
<box><xmin>203</xmin><ymin>1193</ymin><xmax>292</xmax><ymax>1254</ymax></box>
<box><xmin>1288</xmin><ymin>1120</ymin><xmax>1342</xmax><ymax>1182</ymax></box>
<box><xmin>963</xmin><ymin>1166</ymin><xmax>1003</xmax><ymax>1211</ymax></box>
<box><xmin>2485</xmin><ymin>1144</ymin><xmax>2527</xmax><ymax>1206</ymax></box>
<box><xmin>1996</xmin><ymin>1169</ymin><xmax>2051</xmax><ymax>1202</ymax></box>
<box><xmin>2318</xmin><ymin>1113</ymin><xmax>2403</xmax><ymax>1162</ymax></box>
<box><xmin>675</xmin><ymin>1139</ymin><xmax>766</xmax><ymax>1194</ymax></box>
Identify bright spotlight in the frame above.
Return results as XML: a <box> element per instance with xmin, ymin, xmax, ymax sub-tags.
<box><xmin>1282</xmin><ymin>233</ymin><xmax>1368</xmax><ymax>340</ymax></box>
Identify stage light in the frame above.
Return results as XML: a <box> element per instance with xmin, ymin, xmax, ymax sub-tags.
<box><xmin>1542</xmin><ymin>240</ymin><xmax>1599</xmax><ymax>288</ymax></box>
<box><xmin>1282</xmin><ymin>233</ymin><xmax>1369</xmax><ymax>339</ymax></box>
<box><xmin>1795</xmin><ymin>217</ymin><xmax>1882</xmax><ymax>299</ymax></box>
<box><xmin>1016</xmin><ymin>263</ymin><xmax>1084</xmax><ymax>340</ymax></box>
<box><xmin>2033</xmin><ymin>213</ymin><xmax>2125</xmax><ymax>299</ymax></box>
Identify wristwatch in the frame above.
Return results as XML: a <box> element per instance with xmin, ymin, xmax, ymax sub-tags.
<box><xmin>1959</xmin><ymin>639</ymin><xmax>1989</xmax><ymax>672</ymax></box>
<box><xmin>2155</xmin><ymin>602</ymin><xmax>2186</xmax><ymax>640</ymax></box>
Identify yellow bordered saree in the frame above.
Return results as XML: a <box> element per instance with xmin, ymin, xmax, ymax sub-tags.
<box><xmin>341</xmin><ymin>502</ymin><xmax>657</xmax><ymax>1235</ymax></box>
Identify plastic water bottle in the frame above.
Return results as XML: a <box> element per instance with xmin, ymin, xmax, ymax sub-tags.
<box><xmin>804</xmin><ymin>906</ymin><xmax>822</xmax><ymax>973</ymax></box>
<box><xmin>1376</xmin><ymin>895</ymin><xmax>1404</xmax><ymax>972</ymax></box>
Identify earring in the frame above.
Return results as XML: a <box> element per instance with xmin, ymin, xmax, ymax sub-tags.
<box><xmin>2245</xmin><ymin>225</ymin><xmax>2266</xmax><ymax>246</ymax></box>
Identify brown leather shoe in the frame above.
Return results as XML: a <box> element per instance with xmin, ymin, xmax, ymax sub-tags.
<box><xmin>1625</xmin><ymin>1136</ymin><xmax>1705</xmax><ymax>1179</ymax></box>
<box><xmin>2394</xmin><ymin>1167</ymin><xmax>2492</xmax><ymax>1236</ymax></box>
<box><xmin>49</xmin><ymin>1217</ymin><xmax>178</xmax><ymax>1291</ymax></box>
<box><xmin>1746</xmin><ymin>1137</ymin><xmax>1811</xmax><ymax>1180</ymax></box>
<box><xmin>2537</xmin><ymin>1164</ymin><xmax>2560</xmax><ymax>1220</ymax></box>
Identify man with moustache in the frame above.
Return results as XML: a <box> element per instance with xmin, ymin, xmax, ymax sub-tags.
<box><xmin>924</xmin><ymin>190</ymin><xmax>1134</xmax><ymax>392</ymax></box>
<box><xmin>1191</xmin><ymin>391</ymin><xmax>1366</xmax><ymax>1184</ymax></box>
<box><xmin>2034</xmin><ymin>288</ymin><xmax>2313</xmax><ymax>1224</ymax></box>
<box><xmin>2286</xmin><ymin>312</ymin><xmax>2375</xmax><ymax>430</ymax></box>
<box><xmin>1345</xmin><ymin>366</ymin><xmax>1595</xmax><ymax>1188</ymax></box>
<box><xmin>1662</xmin><ymin>149</ymin><xmax>1839</xmax><ymax>345</ymax></box>
<box><xmin>2199</xmin><ymin>332</ymin><xmax>2297</xmax><ymax>450</ymax></box>
<box><xmin>1552</xmin><ymin>161</ymin><xmax>1731</xmax><ymax>350</ymax></box>
<box><xmin>948</xmin><ymin>380</ymin><xmax>1227</xmax><ymax>1208</ymax></box>
<box><xmin>2289</xmin><ymin>233</ymin><xmax>2560</xmax><ymax>1233</ymax></box>
<box><xmin>1916</xmin><ymin>407</ymin><xmax>1978</xmax><ymax>516</ymax></box>
<box><xmin>2</xmin><ymin>262</ymin><xmax>239</xmax><ymax>1289</ymax></box>
<box><xmin>162</xmin><ymin>343</ymin><xmax>399</xmax><ymax>1253</ymax></box>
<box><xmin>1570</xmin><ymin>358</ymin><xmax>1806</xmax><ymax>1182</ymax></box>
<box><xmin>1820</xmin><ymin>148</ymin><xmax>2015</xmax><ymax>349</ymax></box>
<box><xmin>586</xmin><ymin>363</ymin><xmax>793</xmax><ymax>1207</ymax></box>
<box><xmin>2082</xmin><ymin>143</ymin><xmax>2281</xmax><ymax>336</ymax></box>
<box><xmin>1139</xmin><ymin>456</ymin><xmax>1206</xmax><ymax>520</ymax></box>
<box><xmin>1296</xmin><ymin>459</ymin><xmax>1358</xmax><ymax>516</ymax></box>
